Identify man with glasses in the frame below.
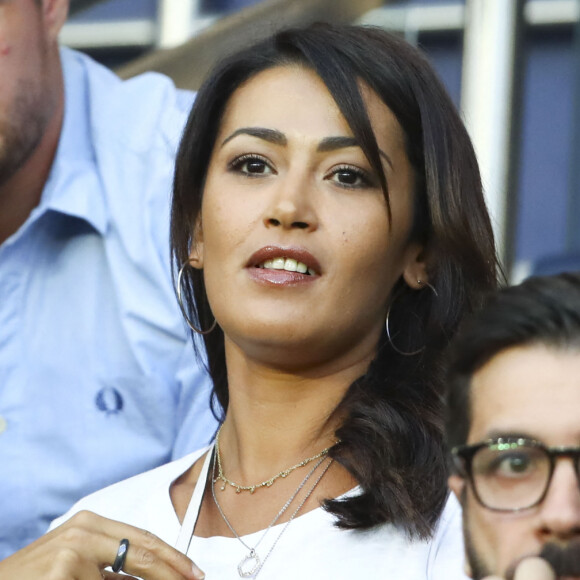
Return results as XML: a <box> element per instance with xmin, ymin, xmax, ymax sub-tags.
<box><xmin>445</xmin><ymin>272</ymin><xmax>580</xmax><ymax>580</ymax></box>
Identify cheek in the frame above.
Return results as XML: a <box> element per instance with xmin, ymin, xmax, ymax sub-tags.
<box><xmin>202</xmin><ymin>195</ymin><xmax>257</xmax><ymax>259</ymax></box>
<box><xmin>340</xmin><ymin>210</ymin><xmax>404</xmax><ymax>281</ymax></box>
<box><xmin>467</xmin><ymin>502</ymin><xmax>538</xmax><ymax>576</ymax></box>
<box><xmin>198</xmin><ymin>193</ymin><xmax>258</xmax><ymax>304</ymax></box>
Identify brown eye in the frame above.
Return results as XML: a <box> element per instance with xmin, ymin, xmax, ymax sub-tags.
<box><xmin>336</xmin><ymin>170</ymin><xmax>359</xmax><ymax>185</ymax></box>
<box><xmin>245</xmin><ymin>160</ymin><xmax>268</xmax><ymax>174</ymax></box>
<box><xmin>326</xmin><ymin>165</ymin><xmax>373</xmax><ymax>189</ymax></box>
<box><xmin>229</xmin><ymin>154</ymin><xmax>274</xmax><ymax>177</ymax></box>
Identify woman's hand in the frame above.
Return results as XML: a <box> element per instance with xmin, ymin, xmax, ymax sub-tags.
<box><xmin>0</xmin><ymin>510</ymin><xmax>205</xmax><ymax>580</ymax></box>
<box><xmin>482</xmin><ymin>556</ymin><xmax>556</xmax><ymax>580</ymax></box>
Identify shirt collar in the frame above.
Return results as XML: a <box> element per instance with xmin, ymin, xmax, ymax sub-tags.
<box><xmin>39</xmin><ymin>47</ymin><xmax>109</xmax><ymax>236</ymax></box>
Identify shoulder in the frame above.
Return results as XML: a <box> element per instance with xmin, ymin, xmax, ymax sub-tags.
<box><xmin>255</xmin><ymin>498</ymin><xmax>466</xmax><ymax>579</ymax></box>
<box><xmin>49</xmin><ymin>448</ymin><xmax>208</xmax><ymax>532</ymax></box>
<box><xmin>57</xmin><ymin>49</ymin><xmax>194</xmax><ymax>262</ymax></box>
<box><xmin>340</xmin><ymin>498</ymin><xmax>466</xmax><ymax>578</ymax></box>
<box><xmin>60</xmin><ymin>46</ymin><xmax>194</xmax><ymax>155</ymax></box>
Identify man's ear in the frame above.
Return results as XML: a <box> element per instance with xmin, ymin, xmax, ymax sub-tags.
<box><xmin>401</xmin><ymin>243</ymin><xmax>430</xmax><ymax>290</ymax></box>
<box><xmin>41</xmin><ymin>0</ymin><xmax>69</xmax><ymax>42</ymax></box>
<box><xmin>188</xmin><ymin>218</ymin><xmax>204</xmax><ymax>270</ymax></box>
<box><xmin>448</xmin><ymin>474</ymin><xmax>466</xmax><ymax>504</ymax></box>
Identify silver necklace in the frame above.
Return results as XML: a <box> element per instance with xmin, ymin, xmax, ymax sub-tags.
<box><xmin>211</xmin><ymin>449</ymin><xmax>333</xmax><ymax>578</ymax></box>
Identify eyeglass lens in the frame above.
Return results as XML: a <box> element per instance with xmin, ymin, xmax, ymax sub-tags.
<box><xmin>471</xmin><ymin>441</ymin><xmax>551</xmax><ymax>511</ymax></box>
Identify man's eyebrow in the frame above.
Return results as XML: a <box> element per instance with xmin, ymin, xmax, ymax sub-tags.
<box><xmin>221</xmin><ymin>127</ymin><xmax>286</xmax><ymax>147</ymax></box>
<box><xmin>317</xmin><ymin>136</ymin><xmax>393</xmax><ymax>169</ymax></box>
<box><xmin>484</xmin><ymin>430</ymin><xmax>537</xmax><ymax>442</ymax></box>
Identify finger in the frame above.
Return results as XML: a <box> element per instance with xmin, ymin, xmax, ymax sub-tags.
<box><xmin>121</xmin><ymin>533</ymin><xmax>205</xmax><ymax>580</ymax></box>
<box><xmin>65</xmin><ymin>511</ymin><xmax>203</xmax><ymax>580</ymax></box>
<box><xmin>49</xmin><ymin>548</ymin><xmax>105</xmax><ymax>580</ymax></box>
<box><xmin>0</xmin><ymin>530</ymin><xmax>105</xmax><ymax>580</ymax></box>
<box><xmin>513</xmin><ymin>557</ymin><xmax>556</xmax><ymax>580</ymax></box>
<box><xmin>114</xmin><ymin>526</ymin><xmax>204</xmax><ymax>580</ymax></box>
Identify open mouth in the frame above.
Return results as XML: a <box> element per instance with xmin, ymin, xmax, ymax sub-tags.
<box><xmin>247</xmin><ymin>246</ymin><xmax>322</xmax><ymax>278</ymax></box>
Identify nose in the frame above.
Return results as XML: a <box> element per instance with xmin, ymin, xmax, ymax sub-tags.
<box><xmin>263</xmin><ymin>168</ymin><xmax>318</xmax><ymax>232</ymax></box>
<box><xmin>538</xmin><ymin>459</ymin><xmax>580</xmax><ymax>539</ymax></box>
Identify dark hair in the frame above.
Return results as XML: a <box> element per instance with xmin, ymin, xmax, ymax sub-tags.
<box><xmin>445</xmin><ymin>272</ymin><xmax>580</xmax><ymax>450</ymax></box>
<box><xmin>171</xmin><ymin>22</ymin><xmax>498</xmax><ymax>538</ymax></box>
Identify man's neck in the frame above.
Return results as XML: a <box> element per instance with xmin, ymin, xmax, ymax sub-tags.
<box><xmin>0</xmin><ymin>92</ymin><xmax>64</xmax><ymax>246</ymax></box>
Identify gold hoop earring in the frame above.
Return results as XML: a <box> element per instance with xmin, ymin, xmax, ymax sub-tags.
<box><xmin>177</xmin><ymin>261</ymin><xmax>217</xmax><ymax>335</ymax></box>
<box><xmin>385</xmin><ymin>280</ymin><xmax>438</xmax><ymax>356</ymax></box>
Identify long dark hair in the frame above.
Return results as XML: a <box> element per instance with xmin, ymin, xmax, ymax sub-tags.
<box><xmin>171</xmin><ymin>23</ymin><xmax>499</xmax><ymax>538</ymax></box>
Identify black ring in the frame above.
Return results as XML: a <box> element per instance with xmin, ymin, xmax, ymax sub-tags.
<box><xmin>112</xmin><ymin>538</ymin><xmax>130</xmax><ymax>573</ymax></box>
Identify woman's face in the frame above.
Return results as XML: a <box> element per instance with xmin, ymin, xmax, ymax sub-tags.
<box><xmin>191</xmin><ymin>65</ymin><xmax>426</xmax><ymax>370</ymax></box>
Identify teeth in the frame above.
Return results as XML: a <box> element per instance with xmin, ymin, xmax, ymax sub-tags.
<box><xmin>259</xmin><ymin>257</ymin><xmax>313</xmax><ymax>275</ymax></box>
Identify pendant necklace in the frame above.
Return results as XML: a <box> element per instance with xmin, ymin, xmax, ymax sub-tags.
<box><xmin>211</xmin><ymin>449</ymin><xmax>333</xmax><ymax>578</ymax></box>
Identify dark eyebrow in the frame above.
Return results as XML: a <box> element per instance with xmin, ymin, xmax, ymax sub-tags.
<box><xmin>485</xmin><ymin>430</ymin><xmax>538</xmax><ymax>442</ymax></box>
<box><xmin>221</xmin><ymin>127</ymin><xmax>286</xmax><ymax>147</ymax></box>
<box><xmin>221</xmin><ymin>128</ymin><xmax>393</xmax><ymax>170</ymax></box>
<box><xmin>317</xmin><ymin>136</ymin><xmax>393</xmax><ymax>169</ymax></box>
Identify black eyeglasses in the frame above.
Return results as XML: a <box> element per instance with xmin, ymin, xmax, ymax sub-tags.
<box><xmin>452</xmin><ymin>437</ymin><xmax>580</xmax><ymax>512</ymax></box>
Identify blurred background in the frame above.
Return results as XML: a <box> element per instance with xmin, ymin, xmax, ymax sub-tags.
<box><xmin>62</xmin><ymin>0</ymin><xmax>580</xmax><ymax>281</ymax></box>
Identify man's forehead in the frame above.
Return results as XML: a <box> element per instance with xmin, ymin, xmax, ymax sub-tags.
<box><xmin>467</xmin><ymin>343</ymin><xmax>580</xmax><ymax>446</ymax></box>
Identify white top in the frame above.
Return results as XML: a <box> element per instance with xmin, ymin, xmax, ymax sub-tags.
<box><xmin>51</xmin><ymin>446</ymin><xmax>468</xmax><ymax>580</ymax></box>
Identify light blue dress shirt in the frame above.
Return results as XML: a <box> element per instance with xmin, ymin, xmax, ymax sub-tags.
<box><xmin>0</xmin><ymin>48</ymin><xmax>217</xmax><ymax>557</ymax></box>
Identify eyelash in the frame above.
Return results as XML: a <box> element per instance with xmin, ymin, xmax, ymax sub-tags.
<box><xmin>228</xmin><ymin>154</ymin><xmax>273</xmax><ymax>177</ymax></box>
<box><xmin>227</xmin><ymin>155</ymin><xmax>376</xmax><ymax>190</ymax></box>
<box><xmin>326</xmin><ymin>165</ymin><xmax>375</xmax><ymax>189</ymax></box>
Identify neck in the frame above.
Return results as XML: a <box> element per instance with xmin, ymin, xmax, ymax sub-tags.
<box><xmin>0</xmin><ymin>70</ymin><xmax>64</xmax><ymax>245</ymax></box>
<box><xmin>217</xmin><ymin>337</ymin><xmax>372</xmax><ymax>485</ymax></box>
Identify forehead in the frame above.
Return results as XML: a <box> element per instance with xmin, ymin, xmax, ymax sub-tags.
<box><xmin>216</xmin><ymin>65</ymin><xmax>406</xmax><ymax>150</ymax></box>
<box><xmin>468</xmin><ymin>344</ymin><xmax>580</xmax><ymax>446</ymax></box>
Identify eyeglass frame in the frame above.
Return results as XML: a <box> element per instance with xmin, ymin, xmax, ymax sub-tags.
<box><xmin>451</xmin><ymin>437</ymin><xmax>580</xmax><ymax>513</ymax></box>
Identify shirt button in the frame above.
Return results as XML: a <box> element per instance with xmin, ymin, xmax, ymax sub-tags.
<box><xmin>0</xmin><ymin>416</ymin><xmax>7</xmax><ymax>434</ymax></box>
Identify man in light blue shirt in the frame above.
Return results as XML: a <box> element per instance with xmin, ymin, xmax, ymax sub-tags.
<box><xmin>0</xmin><ymin>0</ymin><xmax>216</xmax><ymax>557</ymax></box>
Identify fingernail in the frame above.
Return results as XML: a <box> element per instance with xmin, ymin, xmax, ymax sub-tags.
<box><xmin>192</xmin><ymin>562</ymin><xmax>206</xmax><ymax>579</ymax></box>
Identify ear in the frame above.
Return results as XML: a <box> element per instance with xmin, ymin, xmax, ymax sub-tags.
<box><xmin>401</xmin><ymin>243</ymin><xmax>429</xmax><ymax>290</ymax></box>
<box><xmin>40</xmin><ymin>0</ymin><xmax>69</xmax><ymax>42</ymax></box>
<box><xmin>448</xmin><ymin>474</ymin><xmax>466</xmax><ymax>504</ymax></box>
<box><xmin>188</xmin><ymin>218</ymin><xmax>204</xmax><ymax>270</ymax></box>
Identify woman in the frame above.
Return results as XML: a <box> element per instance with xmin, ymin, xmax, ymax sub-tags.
<box><xmin>1</xmin><ymin>23</ymin><xmax>497</xmax><ymax>579</ymax></box>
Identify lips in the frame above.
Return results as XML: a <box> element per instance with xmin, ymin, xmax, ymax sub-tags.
<box><xmin>247</xmin><ymin>246</ymin><xmax>321</xmax><ymax>276</ymax></box>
